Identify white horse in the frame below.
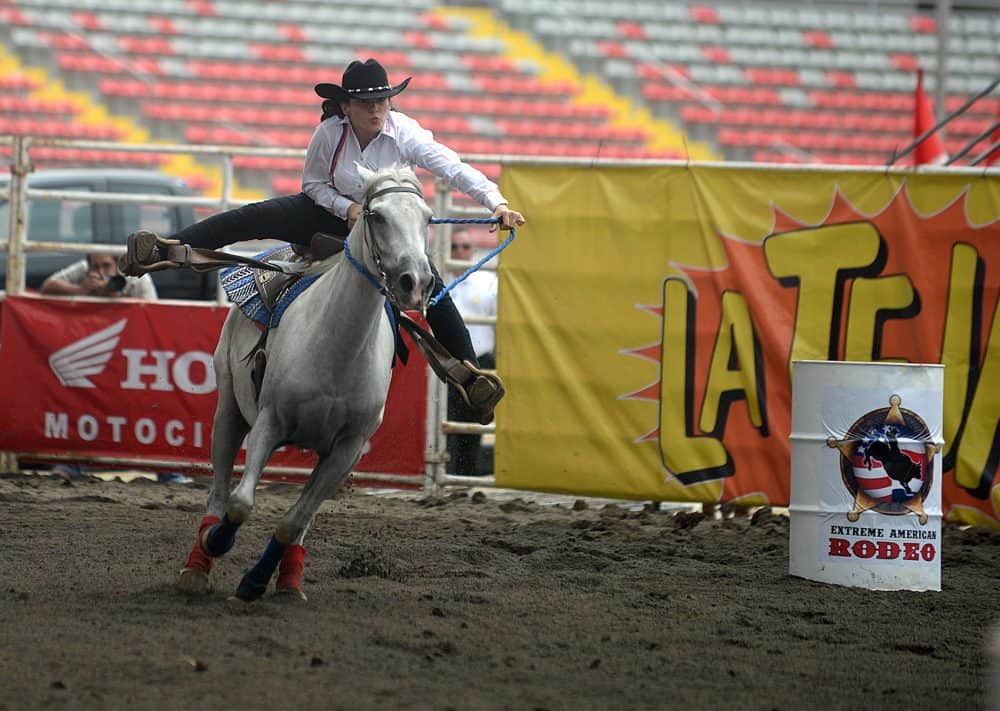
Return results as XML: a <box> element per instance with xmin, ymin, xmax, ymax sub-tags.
<box><xmin>178</xmin><ymin>165</ymin><xmax>433</xmax><ymax>603</ymax></box>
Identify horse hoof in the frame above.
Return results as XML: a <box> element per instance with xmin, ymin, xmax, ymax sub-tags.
<box><xmin>178</xmin><ymin>568</ymin><xmax>211</xmax><ymax>596</ymax></box>
<box><xmin>274</xmin><ymin>587</ymin><xmax>308</xmax><ymax>602</ymax></box>
<box><xmin>232</xmin><ymin>576</ymin><xmax>268</xmax><ymax>603</ymax></box>
<box><xmin>227</xmin><ymin>500</ymin><xmax>250</xmax><ymax>525</ymax></box>
<box><xmin>226</xmin><ymin>595</ymin><xmax>254</xmax><ymax>611</ymax></box>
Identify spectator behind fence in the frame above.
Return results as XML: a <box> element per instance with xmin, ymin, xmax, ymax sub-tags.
<box><xmin>447</xmin><ymin>229</ymin><xmax>498</xmax><ymax>475</ymax></box>
<box><xmin>40</xmin><ymin>253</ymin><xmax>190</xmax><ymax>484</ymax></box>
<box><xmin>41</xmin><ymin>252</ymin><xmax>157</xmax><ymax>299</ymax></box>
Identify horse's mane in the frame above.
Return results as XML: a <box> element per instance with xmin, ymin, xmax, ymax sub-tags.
<box><xmin>304</xmin><ymin>165</ymin><xmax>424</xmax><ymax>277</ymax></box>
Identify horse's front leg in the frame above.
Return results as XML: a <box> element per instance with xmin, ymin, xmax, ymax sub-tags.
<box><xmin>229</xmin><ymin>436</ymin><xmax>365</xmax><ymax>604</ymax></box>
<box><xmin>198</xmin><ymin>408</ymin><xmax>282</xmax><ymax>560</ymax></box>
<box><xmin>178</xmin><ymin>377</ymin><xmax>249</xmax><ymax>595</ymax></box>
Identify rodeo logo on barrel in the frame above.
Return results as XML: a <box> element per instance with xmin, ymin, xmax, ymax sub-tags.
<box><xmin>824</xmin><ymin>395</ymin><xmax>940</xmax><ymax>563</ymax></box>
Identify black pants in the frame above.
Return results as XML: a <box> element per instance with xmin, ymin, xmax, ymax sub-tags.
<box><xmin>172</xmin><ymin>193</ymin><xmax>479</xmax><ymax>367</ymax></box>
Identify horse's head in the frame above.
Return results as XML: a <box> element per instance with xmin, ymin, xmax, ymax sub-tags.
<box><xmin>356</xmin><ymin>164</ymin><xmax>433</xmax><ymax>311</ymax></box>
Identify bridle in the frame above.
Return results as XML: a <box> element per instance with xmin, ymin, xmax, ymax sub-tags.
<box><xmin>342</xmin><ymin>182</ymin><xmax>427</xmax><ymax>307</ymax></box>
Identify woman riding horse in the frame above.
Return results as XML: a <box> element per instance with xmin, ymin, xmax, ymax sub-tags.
<box><xmin>121</xmin><ymin>58</ymin><xmax>525</xmax><ymax>423</ymax></box>
<box><xmin>183</xmin><ymin>165</ymin><xmax>438</xmax><ymax>602</ymax></box>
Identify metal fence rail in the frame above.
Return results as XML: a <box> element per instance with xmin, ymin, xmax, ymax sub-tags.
<box><xmin>4</xmin><ymin>136</ymin><xmax>997</xmax><ymax>493</ymax></box>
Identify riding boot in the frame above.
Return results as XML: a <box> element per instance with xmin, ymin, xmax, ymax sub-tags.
<box><xmin>119</xmin><ymin>230</ymin><xmax>183</xmax><ymax>276</ymax></box>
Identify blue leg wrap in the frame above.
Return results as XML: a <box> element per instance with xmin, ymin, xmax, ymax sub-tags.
<box><xmin>234</xmin><ymin>536</ymin><xmax>287</xmax><ymax>602</ymax></box>
<box><xmin>203</xmin><ymin>515</ymin><xmax>241</xmax><ymax>557</ymax></box>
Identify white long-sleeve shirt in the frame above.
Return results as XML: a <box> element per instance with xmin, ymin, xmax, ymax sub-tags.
<box><xmin>301</xmin><ymin>111</ymin><xmax>507</xmax><ymax>220</ymax></box>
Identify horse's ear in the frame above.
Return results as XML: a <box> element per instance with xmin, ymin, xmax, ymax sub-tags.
<box><xmin>357</xmin><ymin>162</ymin><xmax>376</xmax><ymax>187</ymax></box>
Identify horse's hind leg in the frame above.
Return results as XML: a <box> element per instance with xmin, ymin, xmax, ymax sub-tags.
<box><xmin>229</xmin><ymin>439</ymin><xmax>363</xmax><ymax>604</ymax></box>
<box><xmin>273</xmin><ymin>520</ymin><xmax>313</xmax><ymax>601</ymax></box>
<box><xmin>178</xmin><ymin>370</ymin><xmax>249</xmax><ymax>595</ymax></box>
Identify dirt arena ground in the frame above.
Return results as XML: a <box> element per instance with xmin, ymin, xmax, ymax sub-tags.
<box><xmin>1</xmin><ymin>471</ymin><xmax>998</xmax><ymax>710</ymax></box>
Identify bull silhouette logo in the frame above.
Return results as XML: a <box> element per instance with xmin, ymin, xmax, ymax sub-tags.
<box><xmin>826</xmin><ymin>395</ymin><xmax>937</xmax><ymax>524</ymax></box>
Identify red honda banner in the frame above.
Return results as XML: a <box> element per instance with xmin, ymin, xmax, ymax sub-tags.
<box><xmin>0</xmin><ymin>296</ymin><xmax>426</xmax><ymax>477</ymax></box>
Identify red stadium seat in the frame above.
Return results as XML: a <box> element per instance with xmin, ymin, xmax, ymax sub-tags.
<box><xmin>186</xmin><ymin>0</ymin><xmax>217</xmax><ymax>17</ymax></box>
<box><xmin>616</xmin><ymin>21</ymin><xmax>646</xmax><ymax>40</ymax></box>
<box><xmin>251</xmin><ymin>44</ymin><xmax>306</xmax><ymax>63</ymax></box>
<box><xmin>147</xmin><ymin>16</ymin><xmax>179</xmax><ymax>35</ymax></box>
<box><xmin>890</xmin><ymin>54</ymin><xmax>919</xmax><ymax>72</ymax></box>
<box><xmin>596</xmin><ymin>41</ymin><xmax>628</xmax><ymax>59</ymax></box>
<box><xmin>0</xmin><ymin>6</ymin><xmax>29</xmax><ymax>26</ymax></box>
<box><xmin>402</xmin><ymin>31</ymin><xmax>434</xmax><ymax>50</ymax></box>
<box><xmin>802</xmin><ymin>31</ymin><xmax>835</xmax><ymax>49</ymax></box>
<box><xmin>701</xmin><ymin>46</ymin><xmax>732</xmax><ymax>64</ymax></box>
<box><xmin>909</xmin><ymin>15</ymin><xmax>937</xmax><ymax>33</ymax></box>
<box><xmin>689</xmin><ymin>6</ymin><xmax>721</xmax><ymax>24</ymax></box>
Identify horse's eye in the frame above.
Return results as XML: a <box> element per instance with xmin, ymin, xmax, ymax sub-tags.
<box><xmin>368</xmin><ymin>210</ymin><xmax>385</xmax><ymax>224</ymax></box>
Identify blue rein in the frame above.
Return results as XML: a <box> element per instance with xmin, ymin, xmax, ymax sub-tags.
<box><xmin>342</xmin><ymin>235</ymin><xmax>386</xmax><ymax>295</ymax></box>
<box><xmin>429</xmin><ymin>217</ymin><xmax>516</xmax><ymax>307</ymax></box>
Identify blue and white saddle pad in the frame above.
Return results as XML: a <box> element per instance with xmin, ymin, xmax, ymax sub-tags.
<box><xmin>219</xmin><ymin>245</ymin><xmax>317</xmax><ymax>328</ymax></box>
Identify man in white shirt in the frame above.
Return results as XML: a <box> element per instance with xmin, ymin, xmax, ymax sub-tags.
<box><xmin>448</xmin><ymin>231</ymin><xmax>497</xmax><ymax>364</ymax></box>
<box><xmin>447</xmin><ymin>230</ymin><xmax>498</xmax><ymax>475</ymax></box>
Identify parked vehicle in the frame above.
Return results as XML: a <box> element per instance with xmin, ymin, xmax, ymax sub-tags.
<box><xmin>0</xmin><ymin>169</ymin><xmax>216</xmax><ymax>300</ymax></box>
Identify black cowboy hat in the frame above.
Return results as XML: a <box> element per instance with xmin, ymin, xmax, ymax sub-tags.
<box><xmin>315</xmin><ymin>58</ymin><xmax>411</xmax><ymax>102</ymax></box>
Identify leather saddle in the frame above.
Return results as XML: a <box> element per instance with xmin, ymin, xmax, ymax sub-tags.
<box><xmin>254</xmin><ymin>233</ymin><xmax>345</xmax><ymax>314</ymax></box>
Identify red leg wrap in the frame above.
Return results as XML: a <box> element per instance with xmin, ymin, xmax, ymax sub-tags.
<box><xmin>183</xmin><ymin>515</ymin><xmax>220</xmax><ymax>573</ymax></box>
<box><xmin>275</xmin><ymin>544</ymin><xmax>306</xmax><ymax>590</ymax></box>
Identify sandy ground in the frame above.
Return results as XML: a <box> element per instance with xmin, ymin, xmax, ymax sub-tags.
<box><xmin>1</xmin><ymin>471</ymin><xmax>999</xmax><ymax>711</ymax></box>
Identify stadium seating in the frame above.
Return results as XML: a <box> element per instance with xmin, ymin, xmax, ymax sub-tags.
<box><xmin>0</xmin><ymin>0</ymin><xmax>673</xmax><ymax>200</ymax></box>
<box><xmin>496</xmin><ymin>0</ymin><xmax>998</xmax><ymax>165</ymax></box>
<box><xmin>0</xmin><ymin>59</ymin><xmax>173</xmax><ymax>168</ymax></box>
<box><xmin>1</xmin><ymin>0</ymin><xmax>997</xmax><ymax>187</ymax></box>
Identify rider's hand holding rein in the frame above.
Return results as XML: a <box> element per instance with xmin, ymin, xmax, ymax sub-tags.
<box><xmin>347</xmin><ymin>202</ymin><xmax>363</xmax><ymax>230</ymax></box>
<box><xmin>492</xmin><ymin>204</ymin><xmax>525</xmax><ymax>230</ymax></box>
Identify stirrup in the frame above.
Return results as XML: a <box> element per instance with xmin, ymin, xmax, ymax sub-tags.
<box><xmin>450</xmin><ymin>360</ymin><xmax>505</xmax><ymax>425</ymax></box>
<box><xmin>119</xmin><ymin>230</ymin><xmax>183</xmax><ymax>276</ymax></box>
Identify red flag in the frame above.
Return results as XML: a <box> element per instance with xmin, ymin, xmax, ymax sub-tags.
<box><xmin>913</xmin><ymin>68</ymin><xmax>947</xmax><ymax>165</ymax></box>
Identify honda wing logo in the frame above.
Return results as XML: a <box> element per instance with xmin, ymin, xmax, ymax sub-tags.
<box><xmin>48</xmin><ymin>319</ymin><xmax>127</xmax><ymax>388</ymax></box>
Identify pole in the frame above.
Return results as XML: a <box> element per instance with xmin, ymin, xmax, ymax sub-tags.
<box><xmin>6</xmin><ymin>136</ymin><xmax>30</xmax><ymax>296</ymax></box>
<box><xmin>934</xmin><ymin>0</ymin><xmax>951</xmax><ymax>132</ymax></box>
<box><xmin>423</xmin><ymin>178</ymin><xmax>453</xmax><ymax>496</ymax></box>
<box><xmin>1</xmin><ymin>136</ymin><xmax>29</xmax><ymax>474</ymax></box>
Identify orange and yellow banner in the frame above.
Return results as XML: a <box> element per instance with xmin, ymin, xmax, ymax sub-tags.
<box><xmin>496</xmin><ymin>165</ymin><xmax>1000</xmax><ymax>528</ymax></box>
